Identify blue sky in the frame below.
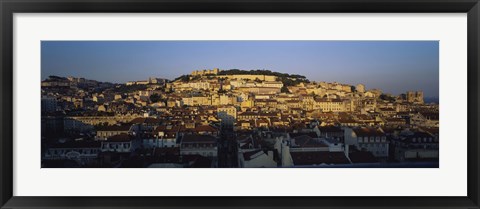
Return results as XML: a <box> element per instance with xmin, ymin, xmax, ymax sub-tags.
<box><xmin>41</xmin><ymin>41</ymin><xmax>439</xmax><ymax>97</ymax></box>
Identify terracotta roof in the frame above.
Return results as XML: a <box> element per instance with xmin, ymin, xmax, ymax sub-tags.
<box><xmin>256</xmin><ymin>118</ymin><xmax>269</xmax><ymax>124</ymax></box>
<box><xmin>289</xmin><ymin>132</ymin><xmax>318</xmax><ymax>139</ymax></box>
<box><xmin>193</xmin><ymin>125</ymin><xmax>218</xmax><ymax>132</ymax></box>
<box><xmin>181</xmin><ymin>134</ymin><xmax>217</xmax><ymax>143</ymax></box>
<box><xmin>318</xmin><ymin>126</ymin><xmax>343</xmax><ymax>133</ymax></box>
<box><xmin>338</xmin><ymin>118</ymin><xmax>357</xmax><ymax>123</ymax></box>
<box><xmin>155</xmin><ymin>125</ymin><xmax>180</xmax><ymax>132</ymax></box>
<box><xmin>239</xmin><ymin>112</ymin><xmax>258</xmax><ymax>116</ymax></box>
<box><xmin>97</xmin><ymin>124</ymin><xmax>131</xmax><ymax>132</ymax></box>
<box><xmin>379</xmin><ymin>108</ymin><xmax>396</xmax><ymax>111</ymax></box>
<box><xmin>106</xmin><ymin>133</ymin><xmax>133</xmax><ymax>142</ymax></box>
<box><xmin>353</xmin><ymin>127</ymin><xmax>385</xmax><ymax>137</ymax></box>
<box><xmin>356</xmin><ymin>114</ymin><xmax>374</xmax><ymax>120</ymax></box>
<box><xmin>292</xmin><ymin>135</ymin><xmax>328</xmax><ymax>148</ymax></box>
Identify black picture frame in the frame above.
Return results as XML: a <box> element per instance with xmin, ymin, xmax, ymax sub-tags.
<box><xmin>1</xmin><ymin>0</ymin><xmax>479</xmax><ymax>208</ymax></box>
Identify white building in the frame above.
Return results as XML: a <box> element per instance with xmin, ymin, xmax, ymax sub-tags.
<box><xmin>344</xmin><ymin>127</ymin><xmax>389</xmax><ymax>158</ymax></box>
<box><xmin>101</xmin><ymin>134</ymin><xmax>137</xmax><ymax>153</ymax></box>
<box><xmin>44</xmin><ymin>141</ymin><xmax>101</xmax><ymax>165</ymax></box>
<box><xmin>143</xmin><ymin>126</ymin><xmax>179</xmax><ymax>148</ymax></box>
<box><xmin>180</xmin><ymin>134</ymin><xmax>218</xmax><ymax>158</ymax></box>
<box><xmin>392</xmin><ymin>131</ymin><xmax>439</xmax><ymax>161</ymax></box>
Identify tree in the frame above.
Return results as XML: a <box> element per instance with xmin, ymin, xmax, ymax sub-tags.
<box><xmin>281</xmin><ymin>86</ymin><xmax>290</xmax><ymax>93</ymax></box>
<box><xmin>115</xmin><ymin>84</ymin><xmax>147</xmax><ymax>93</ymax></box>
<box><xmin>351</xmin><ymin>86</ymin><xmax>356</xmax><ymax>92</ymax></box>
<box><xmin>149</xmin><ymin>93</ymin><xmax>161</xmax><ymax>103</ymax></box>
<box><xmin>380</xmin><ymin>94</ymin><xmax>396</xmax><ymax>102</ymax></box>
<box><xmin>174</xmin><ymin>75</ymin><xmax>191</xmax><ymax>82</ymax></box>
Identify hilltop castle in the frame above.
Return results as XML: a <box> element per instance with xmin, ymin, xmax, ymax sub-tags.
<box><xmin>191</xmin><ymin>68</ymin><xmax>220</xmax><ymax>76</ymax></box>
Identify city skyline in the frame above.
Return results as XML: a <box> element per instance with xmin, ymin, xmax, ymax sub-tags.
<box><xmin>41</xmin><ymin>41</ymin><xmax>439</xmax><ymax>98</ymax></box>
<box><xmin>41</xmin><ymin>41</ymin><xmax>440</xmax><ymax>168</ymax></box>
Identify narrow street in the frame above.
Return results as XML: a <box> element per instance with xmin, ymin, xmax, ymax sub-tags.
<box><xmin>217</xmin><ymin>129</ymin><xmax>238</xmax><ymax>168</ymax></box>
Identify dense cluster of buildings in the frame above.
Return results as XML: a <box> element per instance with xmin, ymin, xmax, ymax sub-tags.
<box><xmin>41</xmin><ymin>68</ymin><xmax>439</xmax><ymax>168</ymax></box>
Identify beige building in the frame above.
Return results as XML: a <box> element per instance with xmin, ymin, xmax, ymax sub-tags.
<box><xmin>356</xmin><ymin>84</ymin><xmax>366</xmax><ymax>93</ymax></box>
<box><xmin>65</xmin><ymin>115</ymin><xmax>140</xmax><ymax>127</ymax></box>
<box><xmin>314</xmin><ymin>98</ymin><xmax>346</xmax><ymax>112</ymax></box>
<box><xmin>96</xmin><ymin>125</ymin><xmax>132</xmax><ymax>140</ymax></box>
<box><xmin>182</xmin><ymin>96</ymin><xmax>211</xmax><ymax>106</ymax></box>
<box><xmin>406</xmin><ymin>91</ymin><xmax>424</xmax><ymax>104</ymax></box>
<box><xmin>261</xmin><ymin>81</ymin><xmax>283</xmax><ymax>88</ymax></box>
<box><xmin>237</xmin><ymin>87</ymin><xmax>281</xmax><ymax>94</ymax></box>
<box><xmin>191</xmin><ymin>68</ymin><xmax>220</xmax><ymax>76</ymax></box>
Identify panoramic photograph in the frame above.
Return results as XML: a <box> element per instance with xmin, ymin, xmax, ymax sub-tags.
<box><xmin>40</xmin><ymin>41</ymin><xmax>439</xmax><ymax>168</ymax></box>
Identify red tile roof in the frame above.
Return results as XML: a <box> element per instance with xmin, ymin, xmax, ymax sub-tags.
<box><xmin>353</xmin><ymin>127</ymin><xmax>385</xmax><ymax>137</ymax></box>
<box><xmin>130</xmin><ymin>117</ymin><xmax>162</xmax><ymax>124</ymax></box>
<box><xmin>106</xmin><ymin>133</ymin><xmax>133</xmax><ymax>142</ymax></box>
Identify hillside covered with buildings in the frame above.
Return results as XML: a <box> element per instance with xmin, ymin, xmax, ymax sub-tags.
<box><xmin>41</xmin><ymin>68</ymin><xmax>439</xmax><ymax>168</ymax></box>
